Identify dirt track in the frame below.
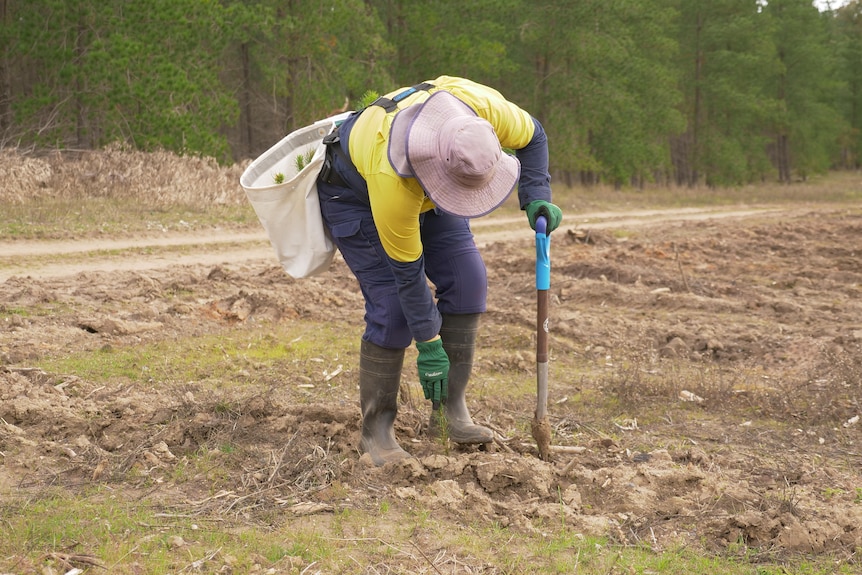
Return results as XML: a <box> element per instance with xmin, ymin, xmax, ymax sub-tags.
<box><xmin>0</xmin><ymin>206</ymin><xmax>785</xmax><ymax>281</ymax></box>
<box><xmin>2</xmin><ymin>201</ymin><xmax>862</xmax><ymax>571</ymax></box>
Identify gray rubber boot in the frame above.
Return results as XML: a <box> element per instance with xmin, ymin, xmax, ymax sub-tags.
<box><xmin>429</xmin><ymin>313</ymin><xmax>494</xmax><ymax>444</ymax></box>
<box><xmin>358</xmin><ymin>339</ymin><xmax>412</xmax><ymax>466</ymax></box>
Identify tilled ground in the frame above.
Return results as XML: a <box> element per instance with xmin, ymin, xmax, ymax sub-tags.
<box><xmin>1</xmin><ymin>203</ymin><xmax>862</xmax><ymax>572</ymax></box>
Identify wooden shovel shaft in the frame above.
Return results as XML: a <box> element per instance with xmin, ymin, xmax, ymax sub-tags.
<box><xmin>536</xmin><ymin>288</ymin><xmax>549</xmax><ymax>419</ymax></box>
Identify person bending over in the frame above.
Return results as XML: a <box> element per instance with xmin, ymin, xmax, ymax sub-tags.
<box><xmin>317</xmin><ymin>75</ymin><xmax>562</xmax><ymax>466</ymax></box>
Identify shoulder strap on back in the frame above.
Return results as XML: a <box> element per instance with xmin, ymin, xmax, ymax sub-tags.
<box><xmin>368</xmin><ymin>82</ymin><xmax>434</xmax><ymax>113</ymax></box>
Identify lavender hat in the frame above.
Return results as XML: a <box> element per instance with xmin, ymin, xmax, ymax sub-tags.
<box><xmin>388</xmin><ymin>91</ymin><xmax>520</xmax><ymax>218</ymax></box>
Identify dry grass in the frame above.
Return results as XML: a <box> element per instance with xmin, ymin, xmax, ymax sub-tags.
<box><xmin>0</xmin><ymin>146</ymin><xmax>256</xmax><ymax>238</ymax></box>
<box><xmin>0</xmin><ymin>145</ymin><xmax>248</xmax><ymax>207</ymax></box>
<box><xmin>765</xmin><ymin>342</ymin><xmax>862</xmax><ymax>425</ymax></box>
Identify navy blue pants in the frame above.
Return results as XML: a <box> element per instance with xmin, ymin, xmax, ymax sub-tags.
<box><xmin>317</xmin><ymin>180</ymin><xmax>487</xmax><ymax>349</ymax></box>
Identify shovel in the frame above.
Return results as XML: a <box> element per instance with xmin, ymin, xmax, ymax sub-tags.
<box><xmin>531</xmin><ymin>215</ymin><xmax>552</xmax><ymax>461</ymax></box>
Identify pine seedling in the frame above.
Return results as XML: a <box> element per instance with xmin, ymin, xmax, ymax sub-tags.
<box><xmin>433</xmin><ymin>408</ymin><xmax>451</xmax><ymax>454</ymax></box>
<box><xmin>294</xmin><ymin>147</ymin><xmax>316</xmax><ymax>172</ymax></box>
<box><xmin>357</xmin><ymin>90</ymin><xmax>380</xmax><ymax>110</ymax></box>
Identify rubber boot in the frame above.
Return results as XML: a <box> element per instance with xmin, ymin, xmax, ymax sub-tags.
<box><xmin>358</xmin><ymin>339</ymin><xmax>412</xmax><ymax>466</ymax></box>
<box><xmin>429</xmin><ymin>313</ymin><xmax>494</xmax><ymax>444</ymax></box>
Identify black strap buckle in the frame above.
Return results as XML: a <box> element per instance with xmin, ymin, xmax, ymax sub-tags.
<box><xmin>369</xmin><ymin>82</ymin><xmax>434</xmax><ymax>113</ymax></box>
<box><xmin>319</xmin><ymin>128</ymin><xmax>349</xmax><ymax>188</ymax></box>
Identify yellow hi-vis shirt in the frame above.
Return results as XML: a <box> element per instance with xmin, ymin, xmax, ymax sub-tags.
<box><xmin>348</xmin><ymin>75</ymin><xmax>536</xmax><ymax>263</ymax></box>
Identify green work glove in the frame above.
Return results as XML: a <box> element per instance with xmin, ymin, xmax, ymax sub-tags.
<box><xmin>416</xmin><ymin>338</ymin><xmax>449</xmax><ymax>409</ymax></box>
<box><xmin>525</xmin><ymin>200</ymin><xmax>563</xmax><ymax>233</ymax></box>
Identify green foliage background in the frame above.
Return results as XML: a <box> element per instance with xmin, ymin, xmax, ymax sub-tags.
<box><xmin>1</xmin><ymin>0</ymin><xmax>861</xmax><ymax>186</ymax></box>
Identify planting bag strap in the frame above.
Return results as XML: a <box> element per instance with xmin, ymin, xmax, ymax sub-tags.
<box><xmin>320</xmin><ymin>112</ymin><xmax>371</xmax><ymax>205</ymax></box>
<box><xmin>369</xmin><ymin>82</ymin><xmax>434</xmax><ymax>113</ymax></box>
<box><xmin>319</xmin><ymin>83</ymin><xmax>434</xmax><ymax>204</ymax></box>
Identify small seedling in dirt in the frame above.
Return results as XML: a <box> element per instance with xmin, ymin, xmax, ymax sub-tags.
<box><xmin>273</xmin><ymin>172</ymin><xmax>285</xmax><ymax>184</ymax></box>
<box><xmin>294</xmin><ymin>147</ymin><xmax>316</xmax><ymax>173</ymax></box>
<box><xmin>432</xmin><ymin>408</ymin><xmax>450</xmax><ymax>454</ymax></box>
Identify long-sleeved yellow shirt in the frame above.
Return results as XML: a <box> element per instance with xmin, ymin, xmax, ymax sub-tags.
<box><xmin>348</xmin><ymin>75</ymin><xmax>537</xmax><ymax>263</ymax></box>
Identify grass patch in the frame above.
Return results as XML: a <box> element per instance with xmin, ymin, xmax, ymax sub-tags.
<box><xmin>0</xmin><ymin>305</ymin><xmax>31</xmax><ymax>317</ymax></box>
<box><xmin>4</xmin><ymin>491</ymin><xmax>852</xmax><ymax>575</ymax></box>
<box><xmin>36</xmin><ymin>320</ymin><xmax>358</xmax><ymax>388</ymax></box>
<box><xmin>552</xmin><ymin>172</ymin><xmax>862</xmax><ymax>214</ymax></box>
<box><xmin>0</xmin><ymin>489</ymin><xmax>344</xmax><ymax>573</ymax></box>
<box><xmin>0</xmin><ymin>197</ymin><xmax>259</xmax><ymax>239</ymax></box>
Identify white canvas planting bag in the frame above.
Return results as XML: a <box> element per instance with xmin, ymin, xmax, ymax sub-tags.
<box><xmin>240</xmin><ymin>111</ymin><xmax>351</xmax><ymax>278</ymax></box>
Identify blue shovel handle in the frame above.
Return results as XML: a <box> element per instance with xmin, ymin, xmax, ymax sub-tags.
<box><xmin>535</xmin><ymin>216</ymin><xmax>550</xmax><ymax>290</ymax></box>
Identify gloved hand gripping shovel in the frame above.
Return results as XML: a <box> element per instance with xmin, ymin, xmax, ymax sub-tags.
<box><xmin>531</xmin><ymin>215</ymin><xmax>552</xmax><ymax>461</ymax></box>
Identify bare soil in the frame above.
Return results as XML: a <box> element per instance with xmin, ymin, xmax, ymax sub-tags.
<box><xmin>2</xmin><ymin>202</ymin><xmax>862</xmax><ymax>571</ymax></box>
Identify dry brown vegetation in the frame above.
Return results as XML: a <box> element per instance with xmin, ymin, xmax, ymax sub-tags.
<box><xmin>0</xmin><ymin>145</ymin><xmax>248</xmax><ymax>206</ymax></box>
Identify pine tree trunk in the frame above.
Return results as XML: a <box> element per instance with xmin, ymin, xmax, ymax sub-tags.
<box><xmin>239</xmin><ymin>42</ymin><xmax>253</xmax><ymax>157</ymax></box>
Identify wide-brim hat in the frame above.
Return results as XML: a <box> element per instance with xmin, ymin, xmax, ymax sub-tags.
<box><xmin>388</xmin><ymin>91</ymin><xmax>520</xmax><ymax>218</ymax></box>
